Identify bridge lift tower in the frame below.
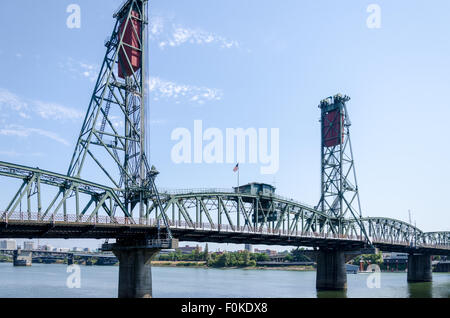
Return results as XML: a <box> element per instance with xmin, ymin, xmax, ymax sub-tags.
<box><xmin>315</xmin><ymin>94</ymin><xmax>370</xmax><ymax>291</ymax></box>
<box><xmin>317</xmin><ymin>94</ymin><xmax>369</xmax><ymax>241</ymax></box>
<box><xmin>66</xmin><ymin>0</ymin><xmax>175</xmax><ymax>297</ymax></box>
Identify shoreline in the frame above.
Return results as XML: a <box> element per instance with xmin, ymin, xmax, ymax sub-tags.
<box><xmin>0</xmin><ymin>261</ymin><xmax>444</xmax><ymax>273</ymax></box>
<box><xmin>151</xmin><ymin>261</ymin><xmax>315</xmax><ymax>271</ymax></box>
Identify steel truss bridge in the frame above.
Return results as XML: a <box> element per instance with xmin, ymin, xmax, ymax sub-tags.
<box><xmin>1</xmin><ymin>161</ymin><xmax>448</xmax><ymax>255</ymax></box>
<box><xmin>0</xmin><ymin>0</ymin><xmax>448</xmax><ymax>259</ymax></box>
<box><xmin>1</xmin><ymin>0</ymin><xmax>448</xmax><ymax>298</ymax></box>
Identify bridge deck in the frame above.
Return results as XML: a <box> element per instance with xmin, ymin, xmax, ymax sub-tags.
<box><xmin>1</xmin><ymin>216</ymin><xmax>448</xmax><ymax>255</ymax></box>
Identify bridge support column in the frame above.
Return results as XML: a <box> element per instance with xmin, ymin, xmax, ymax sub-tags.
<box><xmin>316</xmin><ymin>248</ymin><xmax>347</xmax><ymax>291</ymax></box>
<box><xmin>112</xmin><ymin>246</ymin><xmax>159</xmax><ymax>298</ymax></box>
<box><xmin>407</xmin><ymin>254</ymin><xmax>432</xmax><ymax>283</ymax></box>
<box><xmin>104</xmin><ymin>238</ymin><xmax>178</xmax><ymax>298</ymax></box>
<box><xmin>13</xmin><ymin>250</ymin><xmax>32</xmax><ymax>266</ymax></box>
<box><xmin>67</xmin><ymin>254</ymin><xmax>74</xmax><ymax>265</ymax></box>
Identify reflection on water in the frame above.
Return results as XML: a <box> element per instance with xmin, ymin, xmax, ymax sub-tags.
<box><xmin>0</xmin><ymin>263</ymin><xmax>448</xmax><ymax>298</ymax></box>
<box><xmin>408</xmin><ymin>282</ymin><xmax>433</xmax><ymax>298</ymax></box>
<box><xmin>316</xmin><ymin>290</ymin><xmax>347</xmax><ymax>298</ymax></box>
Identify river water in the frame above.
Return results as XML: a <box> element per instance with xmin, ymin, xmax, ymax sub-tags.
<box><xmin>0</xmin><ymin>263</ymin><xmax>448</xmax><ymax>298</ymax></box>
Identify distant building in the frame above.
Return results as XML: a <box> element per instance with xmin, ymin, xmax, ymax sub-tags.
<box><xmin>178</xmin><ymin>245</ymin><xmax>202</xmax><ymax>254</ymax></box>
<box><xmin>234</xmin><ymin>183</ymin><xmax>276</xmax><ymax>196</ymax></box>
<box><xmin>382</xmin><ymin>252</ymin><xmax>408</xmax><ymax>269</ymax></box>
<box><xmin>42</xmin><ymin>245</ymin><xmax>53</xmax><ymax>251</ymax></box>
<box><xmin>254</xmin><ymin>248</ymin><xmax>277</xmax><ymax>256</ymax></box>
<box><xmin>382</xmin><ymin>252</ymin><xmax>408</xmax><ymax>261</ymax></box>
<box><xmin>72</xmin><ymin>247</ymin><xmax>83</xmax><ymax>252</ymax></box>
<box><xmin>83</xmin><ymin>248</ymin><xmax>90</xmax><ymax>252</ymax></box>
<box><xmin>0</xmin><ymin>239</ymin><xmax>16</xmax><ymax>250</ymax></box>
<box><xmin>23</xmin><ymin>241</ymin><xmax>35</xmax><ymax>251</ymax></box>
<box><xmin>244</xmin><ymin>244</ymin><xmax>253</xmax><ymax>253</ymax></box>
<box><xmin>159</xmin><ymin>249</ymin><xmax>176</xmax><ymax>255</ymax></box>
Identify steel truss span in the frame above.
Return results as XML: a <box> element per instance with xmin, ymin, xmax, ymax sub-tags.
<box><xmin>0</xmin><ymin>0</ymin><xmax>447</xmax><ymax>256</ymax></box>
<box><xmin>1</xmin><ymin>163</ymin><xmax>448</xmax><ymax>253</ymax></box>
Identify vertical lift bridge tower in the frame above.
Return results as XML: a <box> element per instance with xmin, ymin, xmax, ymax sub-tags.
<box><xmin>315</xmin><ymin>94</ymin><xmax>370</xmax><ymax>290</ymax></box>
<box><xmin>67</xmin><ymin>0</ymin><xmax>175</xmax><ymax>297</ymax></box>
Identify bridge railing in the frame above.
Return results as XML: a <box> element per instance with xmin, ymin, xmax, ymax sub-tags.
<box><xmin>3</xmin><ymin>211</ymin><xmax>449</xmax><ymax>250</ymax></box>
<box><xmin>1</xmin><ymin>211</ymin><xmax>136</xmax><ymax>225</ymax></box>
<box><xmin>371</xmin><ymin>237</ymin><xmax>450</xmax><ymax>250</ymax></box>
<box><xmin>159</xmin><ymin>188</ymin><xmax>235</xmax><ymax>195</ymax></box>
<box><xmin>2</xmin><ymin>211</ymin><xmax>364</xmax><ymax>241</ymax></box>
<box><xmin>167</xmin><ymin>218</ymin><xmax>365</xmax><ymax>242</ymax></box>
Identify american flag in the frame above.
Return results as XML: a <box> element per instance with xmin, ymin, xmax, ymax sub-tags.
<box><xmin>233</xmin><ymin>163</ymin><xmax>239</xmax><ymax>172</ymax></box>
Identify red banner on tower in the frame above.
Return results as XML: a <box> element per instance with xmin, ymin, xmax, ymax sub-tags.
<box><xmin>323</xmin><ymin>109</ymin><xmax>344</xmax><ymax>147</ymax></box>
<box><xmin>118</xmin><ymin>10</ymin><xmax>141</xmax><ymax>79</ymax></box>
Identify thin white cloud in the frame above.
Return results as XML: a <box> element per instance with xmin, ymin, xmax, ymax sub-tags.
<box><xmin>149</xmin><ymin>16</ymin><xmax>239</xmax><ymax>50</ymax></box>
<box><xmin>150</xmin><ymin>16</ymin><xmax>165</xmax><ymax>36</ymax></box>
<box><xmin>58</xmin><ymin>58</ymin><xmax>99</xmax><ymax>82</ymax></box>
<box><xmin>149</xmin><ymin>77</ymin><xmax>223</xmax><ymax>104</ymax></box>
<box><xmin>159</xmin><ymin>25</ymin><xmax>239</xmax><ymax>49</ymax></box>
<box><xmin>0</xmin><ymin>124</ymin><xmax>70</xmax><ymax>146</ymax></box>
<box><xmin>0</xmin><ymin>150</ymin><xmax>44</xmax><ymax>157</ymax></box>
<box><xmin>34</xmin><ymin>101</ymin><xmax>83</xmax><ymax>121</ymax></box>
<box><xmin>0</xmin><ymin>88</ymin><xmax>27</xmax><ymax>112</ymax></box>
<box><xmin>0</xmin><ymin>88</ymin><xmax>83</xmax><ymax>121</ymax></box>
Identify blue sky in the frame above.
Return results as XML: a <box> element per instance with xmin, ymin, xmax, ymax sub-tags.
<box><xmin>0</xmin><ymin>0</ymin><xmax>449</xmax><ymax>251</ymax></box>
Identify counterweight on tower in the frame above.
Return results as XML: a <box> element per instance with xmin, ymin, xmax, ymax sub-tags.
<box><xmin>66</xmin><ymin>0</ymin><xmax>172</xmax><ymax>239</ymax></box>
<box><xmin>317</xmin><ymin>94</ymin><xmax>369</xmax><ymax>242</ymax></box>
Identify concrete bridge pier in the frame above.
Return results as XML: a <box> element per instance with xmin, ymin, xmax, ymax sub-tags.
<box><xmin>112</xmin><ymin>246</ymin><xmax>159</xmax><ymax>298</ymax></box>
<box><xmin>316</xmin><ymin>248</ymin><xmax>347</xmax><ymax>291</ymax></box>
<box><xmin>67</xmin><ymin>254</ymin><xmax>74</xmax><ymax>265</ymax></box>
<box><xmin>13</xmin><ymin>250</ymin><xmax>32</xmax><ymax>266</ymax></box>
<box><xmin>104</xmin><ymin>238</ymin><xmax>178</xmax><ymax>298</ymax></box>
<box><xmin>407</xmin><ymin>253</ymin><xmax>432</xmax><ymax>283</ymax></box>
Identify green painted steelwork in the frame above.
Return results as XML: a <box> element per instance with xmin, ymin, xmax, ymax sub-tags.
<box><xmin>317</xmin><ymin>94</ymin><xmax>370</xmax><ymax>242</ymax></box>
<box><xmin>0</xmin><ymin>2</ymin><xmax>448</xmax><ymax>254</ymax></box>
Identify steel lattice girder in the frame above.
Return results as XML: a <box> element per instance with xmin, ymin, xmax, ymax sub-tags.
<box><xmin>146</xmin><ymin>191</ymin><xmax>365</xmax><ymax>238</ymax></box>
<box><xmin>0</xmin><ymin>161</ymin><xmax>130</xmax><ymax>222</ymax></box>
<box><xmin>421</xmin><ymin>232</ymin><xmax>450</xmax><ymax>246</ymax></box>
<box><xmin>67</xmin><ymin>0</ymin><xmax>148</xmax><ymax>187</ymax></box>
<box><xmin>1</xmin><ymin>167</ymin><xmax>449</xmax><ymax>250</ymax></box>
<box><xmin>359</xmin><ymin>217</ymin><xmax>423</xmax><ymax>244</ymax></box>
<box><xmin>317</xmin><ymin>95</ymin><xmax>368</xmax><ymax>241</ymax></box>
<box><xmin>63</xmin><ymin>0</ymin><xmax>172</xmax><ymax>235</ymax></box>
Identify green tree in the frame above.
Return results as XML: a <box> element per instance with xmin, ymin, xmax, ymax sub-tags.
<box><xmin>203</xmin><ymin>243</ymin><xmax>209</xmax><ymax>261</ymax></box>
<box><xmin>352</xmin><ymin>252</ymin><xmax>383</xmax><ymax>267</ymax></box>
<box><xmin>284</xmin><ymin>254</ymin><xmax>294</xmax><ymax>262</ymax></box>
<box><xmin>291</xmin><ymin>248</ymin><xmax>311</xmax><ymax>262</ymax></box>
<box><xmin>215</xmin><ymin>254</ymin><xmax>229</xmax><ymax>267</ymax></box>
<box><xmin>248</xmin><ymin>259</ymin><xmax>256</xmax><ymax>267</ymax></box>
<box><xmin>243</xmin><ymin>251</ymin><xmax>250</xmax><ymax>266</ymax></box>
<box><xmin>252</xmin><ymin>253</ymin><xmax>269</xmax><ymax>262</ymax></box>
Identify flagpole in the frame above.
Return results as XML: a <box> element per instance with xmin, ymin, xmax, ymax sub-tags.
<box><xmin>238</xmin><ymin>167</ymin><xmax>240</xmax><ymax>188</ymax></box>
<box><xmin>235</xmin><ymin>163</ymin><xmax>240</xmax><ymax>193</ymax></box>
